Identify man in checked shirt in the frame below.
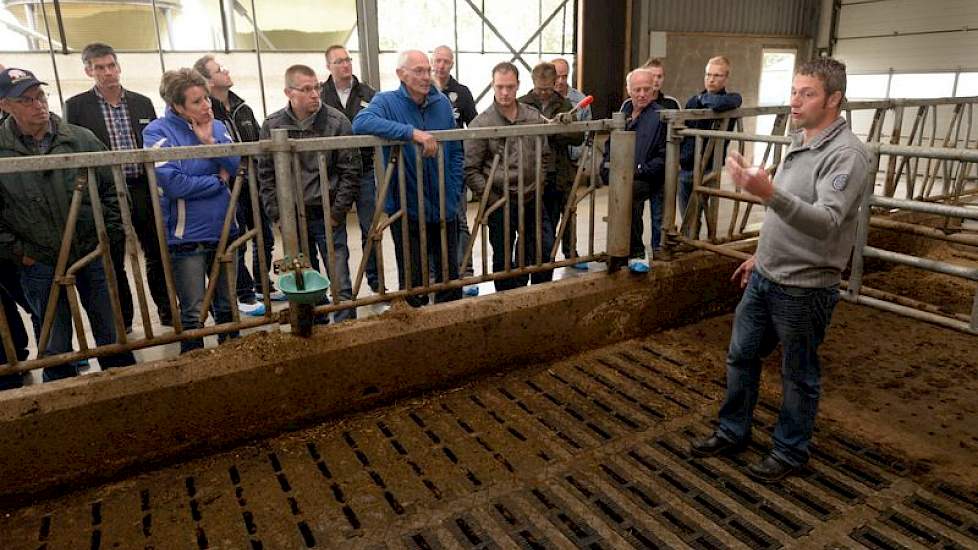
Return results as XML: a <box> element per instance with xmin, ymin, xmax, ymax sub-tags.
<box><xmin>66</xmin><ymin>43</ymin><xmax>169</xmax><ymax>330</ymax></box>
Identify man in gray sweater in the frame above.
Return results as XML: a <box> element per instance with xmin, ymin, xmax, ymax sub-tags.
<box><xmin>690</xmin><ymin>58</ymin><xmax>871</xmax><ymax>482</ymax></box>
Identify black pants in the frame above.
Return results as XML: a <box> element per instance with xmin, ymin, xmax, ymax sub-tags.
<box><xmin>542</xmin><ymin>175</ymin><xmax>578</xmax><ymax>260</ymax></box>
<box><xmin>390</xmin><ymin>218</ymin><xmax>463</xmax><ymax>307</ymax></box>
<box><xmin>129</xmin><ymin>177</ymin><xmax>172</xmax><ymax>323</ymax></box>
<box><xmin>487</xmin><ymin>197</ymin><xmax>554</xmax><ymax>292</ymax></box>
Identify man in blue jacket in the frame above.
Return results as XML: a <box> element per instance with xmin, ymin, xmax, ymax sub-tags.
<box><xmin>352</xmin><ymin>50</ymin><xmax>464</xmax><ymax>307</ymax></box>
<box><xmin>679</xmin><ymin>56</ymin><xmax>742</xmax><ymax>235</ymax></box>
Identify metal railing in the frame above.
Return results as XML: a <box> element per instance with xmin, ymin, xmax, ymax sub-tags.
<box><xmin>659</xmin><ymin>97</ymin><xmax>978</xmax><ymax>252</ymax></box>
<box><xmin>0</xmin><ymin>115</ymin><xmax>636</xmax><ymax>373</ymax></box>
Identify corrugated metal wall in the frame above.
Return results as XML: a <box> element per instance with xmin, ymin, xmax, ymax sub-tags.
<box><xmin>644</xmin><ymin>0</ymin><xmax>819</xmax><ymax>36</ymax></box>
<box><xmin>835</xmin><ymin>0</ymin><xmax>978</xmax><ymax>73</ymax></box>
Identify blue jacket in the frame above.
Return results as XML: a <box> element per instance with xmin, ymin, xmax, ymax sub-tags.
<box><xmin>352</xmin><ymin>83</ymin><xmax>463</xmax><ymax>223</ymax></box>
<box><xmin>602</xmin><ymin>101</ymin><xmax>667</xmax><ymax>202</ymax></box>
<box><xmin>143</xmin><ymin>108</ymin><xmax>240</xmax><ymax>245</ymax></box>
<box><xmin>680</xmin><ymin>88</ymin><xmax>742</xmax><ymax>171</ymax></box>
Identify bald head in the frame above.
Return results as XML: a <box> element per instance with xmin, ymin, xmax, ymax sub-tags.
<box><xmin>431</xmin><ymin>45</ymin><xmax>455</xmax><ymax>85</ymax></box>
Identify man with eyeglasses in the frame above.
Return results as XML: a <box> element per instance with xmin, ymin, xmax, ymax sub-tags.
<box><xmin>352</xmin><ymin>50</ymin><xmax>464</xmax><ymax>307</ymax></box>
<box><xmin>65</xmin><ymin>43</ymin><xmax>168</xmax><ymax>333</ymax></box>
<box><xmin>0</xmin><ymin>67</ymin><xmax>136</xmax><ymax>382</ymax></box>
<box><xmin>194</xmin><ymin>55</ymin><xmax>281</xmax><ymax>317</ymax></box>
<box><xmin>0</xmin><ymin>63</ymin><xmax>35</xmax><ymax>389</ymax></box>
<box><xmin>320</xmin><ymin>45</ymin><xmax>383</xmax><ymax>295</ymax></box>
<box><xmin>519</xmin><ymin>62</ymin><xmax>583</xmax><ymax>269</ymax></box>
<box><xmin>258</xmin><ymin>64</ymin><xmax>360</xmax><ymax>323</ymax></box>
<box><xmin>679</xmin><ymin>56</ymin><xmax>743</xmax><ymax>235</ymax></box>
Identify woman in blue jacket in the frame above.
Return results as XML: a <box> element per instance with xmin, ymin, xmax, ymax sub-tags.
<box><xmin>143</xmin><ymin>68</ymin><xmax>240</xmax><ymax>353</ymax></box>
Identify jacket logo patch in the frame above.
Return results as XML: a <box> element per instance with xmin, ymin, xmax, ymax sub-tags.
<box><xmin>832</xmin><ymin>173</ymin><xmax>848</xmax><ymax>191</ymax></box>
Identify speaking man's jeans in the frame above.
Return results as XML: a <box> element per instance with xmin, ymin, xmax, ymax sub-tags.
<box><xmin>717</xmin><ymin>271</ymin><xmax>840</xmax><ymax>467</ymax></box>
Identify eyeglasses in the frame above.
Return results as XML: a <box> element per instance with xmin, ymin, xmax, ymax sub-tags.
<box><xmin>705</xmin><ymin>72</ymin><xmax>728</xmax><ymax>79</ymax></box>
<box><xmin>288</xmin><ymin>85</ymin><xmax>319</xmax><ymax>95</ymax></box>
<box><xmin>405</xmin><ymin>67</ymin><xmax>432</xmax><ymax>77</ymax></box>
<box><xmin>7</xmin><ymin>91</ymin><xmax>48</xmax><ymax>105</ymax></box>
<box><xmin>330</xmin><ymin>57</ymin><xmax>353</xmax><ymax>65</ymax></box>
<box><xmin>216</xmin><ymin>65</ymin><xmax>230</xmax><ymax>74</ymax></box>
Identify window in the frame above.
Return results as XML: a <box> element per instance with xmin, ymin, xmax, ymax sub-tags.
<box><xmin>753</xmin><ymin>50</ymin><xmax>795</xmax><ymax>164</ymax></box>
<box><xmin>889</xmin><ymin>73</ymin><xmax>955</xmax><ymax>99</ymax></box>
<box><xmin>847</xmin><ymin>74</ymin><xmax>889</xmax><ymax>100</ymax></box>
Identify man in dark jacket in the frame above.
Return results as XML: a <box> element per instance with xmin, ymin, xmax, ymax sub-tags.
<box><xmin>353</xmin><ymin>50</ymin><xmax>464</xmax><ymax>307</ymax></box>
<box><xmin>65</xmin><ymin>42</ymin><xmax>167</xmax><ymax>330</ymax></box>
<box><xmin>321</xmin><ymin>44</ymin><xmax>382</xmax><ymax>294</ymax></box>
<box><xmin>519</xmin><ymin>63</ymin><xmax>583</xmax><ymax>265</ymax></box>
<box><xmin>195</xmin><ymin>54</ymin><xmax>279</xmax><ymax>316</ymax></box>
<box><xmin>258</xmin><ymin>64</ymin><xmax>360</xmax><ymax>322</ymax></box>
<box><xmin>431</xmin><ymin>45</ymin><xmax>480</xmax><ymax>293</ymax></box>
<box><xmin>1</xmin><ymin>67</ymin><xmax>136</xmax><ymax>381</ymax></box>
<box><xmin>606</xmin><ymin>69</ymin><xmax>668</xmax><ymax>272</ymax></box>
<box><xmin>679</xmin><ymin>56</ymin><xmax>743</xmax><ymax>233</ymax></box>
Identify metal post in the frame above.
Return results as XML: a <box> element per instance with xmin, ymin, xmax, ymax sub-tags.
<box><xmin>606</xmin><ymin>112</ymin><xmax>634</xmax><ymax>270</ymax></box>
<box><xmin>271</xmin><ymin>129</ymin><xmax>300</xmax><ymax>259</ymax></box>
<box><xmin>660</xmin><ymin>117</ymin><xmax>681</xmax><ymax>259</ymax></box>
<box><xmin>846</xmin><ymin>151</ymin><xmax>879</xmax><ymax>299</ymax></box>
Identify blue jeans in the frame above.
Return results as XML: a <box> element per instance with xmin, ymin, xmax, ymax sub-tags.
<box><xmin>356</xmin><ymin>169</ymin><xmax>381</xmax><ymax>289</ymax></box>
<box><xmin>170</xmin><ymin>243</ymin><xmax>238</xmax><ymax>354</ymax></box>
<box><xmin>307</xmin><ymin>213</ymin><xmax>356</xmax><ymax>322</ymax></box>
<box><xmin>631</xmin><ymin>181</ymin><xmax>664</xmax><ymax>257</ymax></box>
<box><xmin>19</xmin><ymin>260</ymin><xmax>136</xmax><ymax>380</ymax></box>
<box><xmin>717</xmin><ymin>271</ymin><xmax>840</xmax><ymax>467</ymax></box>
<box><xmin>488</xmin><ymin>197</ymin><xmax>554</xmax><ymax>292</ymax></box>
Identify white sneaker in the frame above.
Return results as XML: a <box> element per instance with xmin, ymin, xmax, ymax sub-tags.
<box><xmin>258</xmin><ymin>290</ymin><xmax>288</xmax><ymax>302</ymax></box>
<box><xmin>238</xmin><ymin>300</ymin><xmax>266</xmax><ymax>316</ymax></box>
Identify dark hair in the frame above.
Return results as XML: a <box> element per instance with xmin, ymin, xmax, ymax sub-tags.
<box><xmin>193</xmin><ymin>55</ymin><xmax>217</xmax><ymax>79</ymax></box>
<box><xmin>159</xmin><ymin>68</ymin><xmax>208</xmax><ymax>109</ymax></box>
<box><xmin>491</xmin><ymin>61</ymin><xmax>519</xmax><ymax>80</ymax></box>
<box><xmin>796</xmin><ymin>57</ymin><xmax>847</xmax><ymax>101</ymax></box>
<box><xmin>82</xmin><ymin>43</ymin><xmax>117</xmax><ymax>66</ymax></box>
<box><xmin>531</xmin><ymin>62</ymin><xmax>557</xmax><ymax>83</ymax></box>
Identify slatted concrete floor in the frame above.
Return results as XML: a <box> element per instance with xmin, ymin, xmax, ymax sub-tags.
<box><xmin>2</xmin><ymin>338</ymin><xmax>977</xmax><ymax>549</ymax></box>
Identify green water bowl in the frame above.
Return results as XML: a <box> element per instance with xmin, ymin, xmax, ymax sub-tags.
<box><xmin>278</xmin><ymin>269</ymin><xmax>330</xmax><ymax>305</ymax></box>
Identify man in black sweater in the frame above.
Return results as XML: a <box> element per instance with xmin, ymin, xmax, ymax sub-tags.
<box><xmin>320</xmin><ymin>44</ymin><xmax>382</xmax><ymax>294</ymax></box>
<box><xmin>65</xmin><ymin>42</ymin><xmax>168</xmax><ymax>330</ymax></box>
<box><xmin>194</xmin><ymin>54</ymin><xmax>280</xmax><ymax>316</ymax></box>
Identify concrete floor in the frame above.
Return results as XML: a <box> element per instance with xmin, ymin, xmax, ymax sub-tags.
<box><xmin>2</xmin><ymin>331</ymin><xmax>975</xmax><ymax>548</ymax></box>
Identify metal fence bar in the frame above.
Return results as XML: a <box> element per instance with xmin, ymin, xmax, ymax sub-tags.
<box><xmin>199</xmin><ymin>172</ymin><xmax>245</xmax><ymax>325</ymax></box>
<box><xmin>534</xmin><ymin>136</ymin><xmax>543</xmax><ymax>265</ymax></box>
<box><xmin>110</xmin><ymin>165</ymin><xmax>153</xmax><ymax>339</ymax></box>
<box><xmin>517</xmin><ymin>139</ymin><xmax>526</xmax><ymax>269</ymax></box>
<box><xmin>396</xmin><ymin>146</ymin><xmax>412</xmax><ymax>293</ymax></box>
<box><xmin>415</xmin><ymin>146</ymin><xmax>429</xmax><ymax>292</ymax></box>
<box><xmin>503</xmin><ymin>139</ymin><xmax>512</xmax><ymax>273</ymax></box>
<box><xmin>144</xmin><ymin>163</ymin><xmax>183</xmax><ymax>333</ymax></box>
<box><xmin>438</xmin><ymin>143</ymin><xmax>449</xmax><ymax>285</ymax></box>
<box><xmin>36</xmin><ymin>174</ymin><xmax>86</xmax><ymax>355</ymax></box>
<box><xmin>248</xmin><ymin>158</ymin><xmax>273</xmax><ymax>318</ymax></box>
<box><xmin>85</xmin><ymin>167</ymin><xmax>128</xmax><ymax>347</ymax></box>
<box><xmin>317</xmin><ymin>153</ymin><xmax>341</xmax><ymax>307</ymax></box>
